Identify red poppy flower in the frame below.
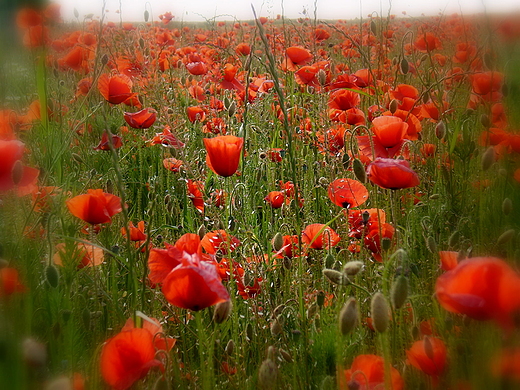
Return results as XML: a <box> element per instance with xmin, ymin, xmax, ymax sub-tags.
<box><xmin>286</xmin><ymin>46</ymin><xmax>313</xmax><ymax>65</ymax></box>
<box><xmin>367</xmin><ymin>158</ymin><xmax>420</xmax><ymax>190</ymax></box>
<box><xmin>186</xmin><ymin>180</ymin><xmax>204</xmax><ymax>213</ymax></box>
<box><xmin>348</xmin><ymin>208</ymin><xmax>386</xmax><ymax>239</ymax></box>
<box><xmin>186</xmin><ymin>106</ymin><xmax>206</xmax><ymax>123</ymax></box>
<box><xmin>328</xmin><ymin>89</ymin><xmax>361</xmax><ymax>111</ymax></box>
<box><xmin>201</xmin><ymin>230</ymin><xmax>241</xmax><ymax>255</ymax></box>
<box><xmin>150</xmin><ymin>126</ymin><xmax>185</xmax><ymax>148</ymax></box>
<box><xmin>439</xmin><ymin>251</ymin><xmax>459</xmax><ymax>271</ymax></box>
<box><xmin>93</xmin><ymin>131</ymin><xmax>123</xmax><ymax>151</ymax></box>
<box><xmin>265</xmin><ymin>191</ymin><xmax>285</xmax><ymax>208</ymax></box>
<box><xmin>302</xmin><ymin>224</ymin><xmax>340</xmax><ymax>250</ymax></box>
<box><xmin>203</xmin><ymin>135</ymin><xmax>243</xmax><ymax>177</ymax></box>
<box><xmin>97</xmin><ymin>73</ymin><xmax>135</xmax><ymax>105</ymax></box>
<box><xmin>0</xmin><ymin>267</ymin><xmax>26</xmax><ymax>298</ymax></box>
<box><xmin>371</xmin><ymin>116</ymin><xmax>408</xmax><ymax>148</ymax></box>
<box><xmin>364</xmin><ymin>222</ymin><xmax>395</xmax><ymax>262</ymax></box>
<box><xmin>162</xmin><ymin>158</ymin><xmax>183</xmax><ymax>173</ymax></box>
<box><xmin>100</xmin><ymin>328</ymin><xmax>162</xmax><ymax>390</ymax></box>
<box><xmin>406</xmin><ymin>336</ymin><xmax>447</xmax><ymax>384</ymax></box>
<box><xmin>328</xmin><ymin>178</ymin><xmax>369</xmax><ymax>209</ymax></box>
<box><xmin>343</xmin><ymin>354</ymin><xmax>404</xmax><ymax>390</ymax></box>
<box><xmin>186</xmin><ymin>61</ymin><xmax>208</xmax><ymax>75</ymax></box>
<box><xmin>123</xmin><ymin>108</ymin><xmax>157</xmax><ymax>129</ymax></box>
<box><xmin>53</xmin><ymin>242</ymin><xmax>104</xmax><ymax>268</ymax></box>
<box><xmin>66</xmin><ymin>189</ymin><xmax>122</xmax><ymax>225</ymax></box>
<box><xmin>122</xmin><ymin>316</ymin><xmax>176</xmax><ymax>352</ymax></box>
<box><xmin>414</xmin><ymin>32</ymin><xmax>442</xmax><ymax>52</ymax></box>
<box><xmin>162</xmin><ymin>256</ymin><xmax>230</xmax><ymax>311</ymax></box>
<box><xmin>122</xmin><ymin>221</ymin><xmax>147</xmax><ymax>242</ymax></box>
<box><xmin>0</xmin><ymin>139</ymin><xmax>39</xmax><ymax>196</ymax></box>
<box><xmin>235</xmin><ymin>43</ymin><xmax>251</xmax><ymax>56</ymax></box>
<box><xmin>435</xmin><ymin>257</ymin><xmax>520</xmax><ymax>330</ymax></box>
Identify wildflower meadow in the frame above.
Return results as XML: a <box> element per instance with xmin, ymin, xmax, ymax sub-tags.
<box><xmin>1</xmin><ymin>2</ymin><xmax>520</xmax><ymax>389</ymax></box>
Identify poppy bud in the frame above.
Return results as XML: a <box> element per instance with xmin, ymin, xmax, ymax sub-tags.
<box><xmin>497</xmin><ymin>229</ymin><xmax>515</xmax><ymax>246</ymax></box>
<box><xmin>342</xmin><ymin>154</ymin><xmax>350</xmax><ymax>169</ymax></box>
<box><xmin>382</xmin><ymin>237</ymin><xmax>392</xmax><ymax>251</ymax></box>
<box><xmin>74</xmin><ymin>8</ymin><xmax>79</xmax><ymax>18</ymax></box>
<box><xmin>213</xmin><ymin>300</ymin><xmax>233</xmax><ymax>323</ymax></box>
<box><xmin>323</xmin><ymin>269</ymin><xmax>349</xmax><ymax>285</ymax></box>
<box><xmin>324</xmin><ymin>253</ymin><xmax>335</xmax><ymax>268</ymax></box>
<box><xmin>370</xmin><ymin>292</ymin><xmax>390</xmax><ymax>333</ymax></box>
<box><xmin>422</xmin><ymin>91</ymin><xmax>430</xmax><ymax>104</ymax></box>
<box><xmin>22</xmin><ymin>338</ymin><xmax>47</xmax><ymax>368</ymax></box>
<box><xmin>270</xmin><ymin>316</ymin><xmax>284</xmax><ymax>336</ymax></box>
<box><xmin>11</xmin><ymin>160</ymin><xmax>24</xmax><ymax>186</ymax></box>
<box><xmin>502</xmin><ymin>198</ymin><xmax>513</xmax><ymax>215</ymax></box>
<box><xmin>339</xmin><ymin>297</ymin><xmax>358</xmax><ymax>335</ymax></box>
<box><xmin>352</xmin><ymin>158</ymin><xmax>367</xmax><ymax>183</ymax></box>
<box><xmin>71</xmin><ymin>153</ymin><xmax>84</xmax><ymax>164</ymax></box>
<box><xmin>101</xmin><ymin>54</ymin><xmax>109</xmax><ymax>66</ymax></box>
<box><xmin>318</xmin><ymin>177</ymin><xmax>329</xmax><ymax>188</ymax></box>
<box><xmin>246</xmin><ymin>323</ymin><xmax>254</xmax><ymax>341</ymax></box>
<box><xmin>228</xmin><ymin>101</ymin><xmax>236</xmax><ymax>117</ymax></box>
<box><xmin>225</xmin><ymin>339</ymin><xmax>235</xmax><ymax>356</ymax></box>
<box><xmin>448</xmin><ymin>230</ymin><xmax>460</xmax><ymax>248</ymax></box>
<box><xmin>400</xmin><ymin>58</ymin><xmax>409</xmax><ymax>75</ymax></box>
<box><xmin>370</xmin><ymin>20</ymin><xmax>377</xmax><ymax>35</ymax></box>
<box><xmin>480</xmin><ymin>113</ymin><xmax>490</xmax><ymax>128</ymax></box>
<box><xmin>435</xmin><ymin>121</ymin><xmax>446</xmax><ymax>139</ymax></box>
<box><xmin>426</xmin><ymin>236</ymin><xmax>437</xmax><ymax>253</ymax></box>
<box><xmin>82</xmin><ymin>308</ymin><xmax>91</xmax><ymax>330</ymax></box>
<box><xmin>144</xmin><ymin>10</ymin><xmax>149</xmax><ymax>22</ymax></box>
<box><xmin>429</xmin><ymin>194</ymin><xmax>440</xmax><ymax>200</ymax></box>
<box><xmin>258</xmin><ymin>357</ymin><xmax>278</xmax><ymax>389</ymax></box>
<box><xmin>391</xmin><ymin>275</ymin><xmax>408</xmax><ymax>309</ymax></box>
<box><xmin>481</xmin><ymin>146</ymin><xmax>495</xmax><ymax>171</ymax></box>
<box><xmin>272</xmin><ymin>232</ymin><xmax>284</xmax><ymax>252</ymax></box>
<box><xmin>45</xmin><ymin>264</ymin><xmax>59</xmax><ymax>288</ymax></box>
<box><xmin>343</xmin><ymin>261</ymin><xmax>364</xmax><ymax>276</ymax></box>
<box><xmin>279</xmin><ymin>348</ymin><xmax>293</xmax><ymax>363</ymax></box>
<box><xmin>389</xmin><ymin>99</ymin><xmax>398</xmax><ymax>114</ymax></box>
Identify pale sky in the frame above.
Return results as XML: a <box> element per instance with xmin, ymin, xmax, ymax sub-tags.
<box><xmin>55</xmin><ymin>0</ymin><xmax>520</xmax><ymax>22</ymax></box>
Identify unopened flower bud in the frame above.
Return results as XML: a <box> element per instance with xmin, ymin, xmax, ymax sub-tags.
<box><xmin>270</xmin><ymin>316</ymin><xmax>284</xmax><ymax>336</ymax></box>
<box><xmin>352</xmin><ymin>158</ymin><xmax>367</xmax><ymax>183</ymax></box>
<box><xmin>22</xmin><ymin>338</ymin><xmax>47</xmax><ymax>368</ymax></box>
<box><xmin>342</xmin><ymin>261</ymin><xmax>364</xmax><ymax>276</ymax></box>
<box><xmin>272</xmin><ymin>232</ymin><xmax>284</xmax><ymax>252</ymax></box>
<box><xmin>389</xmin><ymin>99</ymin><xmax>398</xmax><ymax>114</ymax></box>
<box><xmin>213</xmin><ymin>300</ymin><xmax>232</xmax><ymax>323</ymax></box>
<box><xmin>11</xmin><ymin>160</ymin><xmax>24</xmax><ymax>186</ymax></box>
<box><xmin>391</xmin><ymin>275</ymin><xmax>408</xmax><ymax>309</ymax></box>
<box><xmin>497</xmin><ymin>229</ymin><xmax>515</xmax><ymax>246</ymax></box>
<box><xmin>225</xmin><ymin>339</ymin><xmax>235</xmax><ymax>356</ymax></box>
<box><xmin>197</xmin><ymin>224</ymin><xmax>206</xmax><ymax>240</ymax></box>
<box><xmin>323</xmin><ymin>268</ymin><xmax>349</xmax><ymax>285</ymax></box>
<box><xmin>339</xmin><ymin>297</ymin><xmax>358</xmax><ymax>335</ymax></box>
<box><xmin>502</xmin><ymin>198</ymin><xmax>513</xmax><ymax>215</ymax></box>
<box><xmin>400</xmin><ymin>58</ymin><xmax>409</xmax><ymax>74</ymax></box>
<box><xmin>426</xmin><ymin>236</ymin><xmax>437</xmax><ymax>253</ymax></box>
<box><xmin>317</xmin><ymin>69</ymin><xmax>327</xmax><ymax>86</ymax></box>
<box><xmin>279</xmin><ymin>348</ymin><xmax>293</xmax><ymax>363</ymax></box>
<box><xmin>370</xmin><ymin>292</ymin><xmax>390</xmax><ymax>333</ymax></box>
<box><xmin>481</xmin><ymin>146</ymin><xmax>495</xmax><ymax>171</ymax></box>
<box><xmin>480</xmin><ymin>114</ymin><xmax>490</xmax><ymax>128</ymax></box>
<box><xmin>435</xmin><ymin>121</ymin><xmax>446</xmax><ymax>139</ymax></box>
<box><xmin>45</xmin><ymin>264</ymin><xmax>59</xmax><ymax>288</ymax></box>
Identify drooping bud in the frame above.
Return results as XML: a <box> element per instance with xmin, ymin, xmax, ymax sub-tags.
<box><xmin>426</xmin><ymin>236</ymin><xmax>437</xmax><ymax>253</ymax></box>
<box><xmin>342</xmin><ymin>261</ymin><xmax>364</xmax><ymax>276</ymax></box>
<box><xmin>101</xmin><ymin>53</ymin><xmax>109</xmax><ymax>66</ymax></box>
<box><xmin>448</xmin><ymin>230</ymin><xmax>460</xmax><ymax>248</ymax></box>
<box><xmin>272</xmin><ymin>232</ymin><xmax>284</xmax><ymax>252</ymax></box>
<box><xmin>270</xmin><ymin>316</ymin><xmax>284</xmax><ymax>336</ymax></box>
<box><xmin>144</xmin><ymin>10</ymin><xmax>149</xmax><ymax>22</ymax></box>
<box><xmin>324</xmin><ymin>253</ymin><xmax>335</xmax><ymax>268</ymax></box>
<box><xmin>497</xmin><ymin>229</ymin><xmax>515</xmax><ymax>246</ymax></box>
<box><xmin>481</xmin><ymin>146</ymin><xmax>495</xmax><ymax>171</ymax></box>
<box><xmin>197</xmin><ymin>224</ymin><xmax>206</xmax><ymax>240</ymax></box>
<box><xmin>480</xmin><ymin>113</ymin><xmax>490</xmax><ymax>128</ymax></box>
<box><xmin>228</xmin><ymin>101</ymin><xmax>236</xmax><ymax>117</ymax></box>
<box><xmin>389</xmin><ymin>99</ymin><xmax>398</xmax><ymax>114</ymax></box>
<box><xmin>391</xmin><ymin>275</ymin><xmax>408</xmax><ymax>309</ymax></box>
<box><xmin>352</xmin><ymin>158</ymin><xmax>367</xmax><ymax>183</ymax></box>
<box><xmin>213</xmin><ymin>300</ymin><xmax>233</xmax><ymax>324</ymax></box>
<box><xmin>400</xmin><ymin>58</ymin><xmax>409</xmax><ymax>75</ymax></box>
<box><xmin>317</xmin><ymin>69</ymin><xmax>327</xmax><ymax>86</ymax></box>
<box><xmin>279</xmin><ymin>348</ymin><xmax>293</xmax><ymax>363</ymax></box>
<box><xmin>11</xmin><ymin>160</ymin><xmax>24</xmax><ymax>186</ymax></box>
<box><xmin>225</xmin><ymin>339</ymin><xmax>235</xmax><ymax>356</ymax></box>
<box><xmin>435</xmin><ymin>121</ymin><xmax>446</xmax><ymax>139</ymax></box>
<box><xmin>74</xmin><ymin>8</ymin><xmax>79</xmax><ymax>18</ymax></box>
<box><xmin>370</xmin><ymin>292</ymin><xmax>390</xmax><ymax>333</ymax></box>
<box><xmin>370</xmin><ymin>20</ymin><xmax>377</xmax><ymax>35</ymax></box>
<box><xmin>258</xmin><ymin>356</ymin><xmax>278</xmax><ymax>389</ymax></box>
<box><xmin>307</xmin><ymin>303</ymin><xmax>318</xmax><ymax>319</ymax></box>
<box><xmin>342</xmin><ymin>154</ymin><xmax>350</xmax><ymax>169</ymax></box>
<box><xmin>502</xmin><ymin>198</ymin><xmax>513</xmax><ymax>215</ymax></box>
<box><xmin>45</xmin><ymin>264</ymin><xmax>59</xmax><ymax>288</ymax></box>
<box><xmin>339</xmin><ymin>297</ymin><xmax>358</xmax><ymax>335</ymax></box>
<box><xmin>323</xmin><ymin>269</ymin><xmax>349</xmax><ymax>285</ymax></box>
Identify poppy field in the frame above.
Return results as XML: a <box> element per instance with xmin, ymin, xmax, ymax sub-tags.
<box><xmin>2</xmin><ymin>3</ymin><xmax>520</xmax><ymax>389</ymax></box>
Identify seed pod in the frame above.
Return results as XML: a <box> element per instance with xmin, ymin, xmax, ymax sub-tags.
<box><xmin>502</xmin><ymin>198</ymin><xmax>513</xmax><ymax>215</ymax></box>
<box><xmin>400</xmin><ymin>58</ymin><xmax>409</xmax><ymax>75</ymax></box>
<box><xmin>435</xmin><ymin>121</ymin><xmax>446</xmax><ymax>139</ymax></box>
<box><xmin>213</xmin><ymin>300</ymin><xmax>233</xmax><ymax>324</ymax></box>
<box><xmin>323</xmin><ymin>268</ymin><xmax>349</xmax><ymax>285</ymax></box>
<box><xmin>391</xmin><ymin>275</ymin><xmax>408</xmax><ymax>309</ymax></box>
<box><xmin>342</xmin><ymin>261</ymin><xmax>364</xmax><ymax>276</ymax></box>
<box><xmin>339</xmin><ymin>297</ymin><xmax>358</xmax><ymax>335</ymax></box>
<box><xmin>225</xmin><ymin>339</ymin><xmax>235</xmax><ymax>356</ymax></box>
<box><xmin>352</xmin><ymin>158</ymin><xmax>367</xmax><ymax>183</ymax></box>
<box><xmin>258</xmin><ymin>357</ymin><xmax>278</xmax><ymax>389</ymax></box>
<box><xmin>389</xmin><ymin>99</ymin><xmax>398</xmax><ymax>114</ymax></box>
<box><xmin>45</xmin><ymin>264</ymin><xmax>59</xmax><ymax>288</ymax></box>
<box><xmin>497</xmin><ymin>229</ymin><xmax>515</xmax><ymax>246</ymax></box>
<box><xmin>481</xmin><ymin>146</ymin><xmax>495</xmax><ymax>171</ymax></box>
<box><xmin>370</xmin><ymin>292</ymin><xmax>390</xmax><ymax>333</ymax></box>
